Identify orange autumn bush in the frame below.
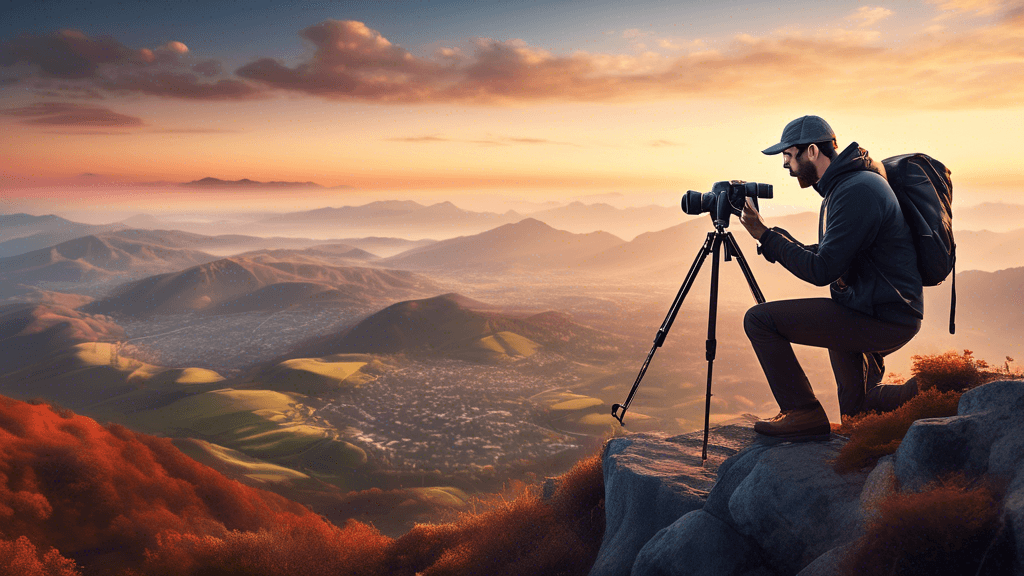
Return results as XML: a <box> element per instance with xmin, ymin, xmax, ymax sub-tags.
<box><xmin>0</xmin><ymin>536</ymin><xmax>81</xmax><ymax>576</ymax></box>
<box><xmin>382</xmin><ymin>453</ymin><xmax>605</xmax><ymax>576</ymax></box>
<box><xmin>842</xmin><ymin>474</ymin><xmax>1009</xmax><ymax>575</ymax></box>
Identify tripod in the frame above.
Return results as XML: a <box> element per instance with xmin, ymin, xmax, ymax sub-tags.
<box><xmin>611</xmin><ymin>223</ymin><xmax>766</xmax><ymax>461</ymax></box>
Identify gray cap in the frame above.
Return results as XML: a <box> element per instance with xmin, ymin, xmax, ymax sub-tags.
<box><xmin>762</xmin><ymin>115</ymin><xmax>836</xmax><ymax>155</ymax></box>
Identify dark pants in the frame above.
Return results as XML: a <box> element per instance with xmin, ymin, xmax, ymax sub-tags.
<box><xmin>743</xmin><ymin>298</ymin><xmax>920</xmax><ymax>417</ymax></box>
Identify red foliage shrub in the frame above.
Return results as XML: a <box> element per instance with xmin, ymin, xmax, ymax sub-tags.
<box><xmin>383</xmin><ymin>454</ymin><xmax>605</xmax><ymax>576</ymax></box>
<box><xmin>834</xmin><ymin>387</ymin><xmax>962</xmax><ymax>472</ymax></box>
<box><xmin>0</xmin><ymin>395</ymin><xmax>389</xmax><ymax>575</ymax></box>
<box><xmin>0</xmin><ymin>536</ymin><xmax>81</xmax><ymax>576</ymax></box>
<box><xmin>842</xmin><ymin>474</ymin><xmax>1005</xmax><ymax>575</ymax></box>
<box><xmin>911</xmin><ymin>349</ymin><xmax>989</xmax><ymax>392</ymax></box>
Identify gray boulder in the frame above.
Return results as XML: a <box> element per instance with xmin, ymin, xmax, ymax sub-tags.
<box><xmin>717</xmin><ymin>438</ymin><xmax>869</xmax><ymax>575</ymax></box>
<box><xmin>588</xmin><ymin>423</ymin><xmax>758</xmax><ymax>576</ymax></box>
<box><xmin>630</xmin><ymin>510</ymin><xmax>764</xmax><ymax>576</ymax></box>
<box><xmin>893</xmin><ymin>379</ymin><xmax>1024</xmax><ymax>575</ymax></box>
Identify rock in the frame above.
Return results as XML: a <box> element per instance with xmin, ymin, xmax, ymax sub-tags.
<box><xmin>795</xmin><ymin>543</ymin><xmax>854</xmax><ymax>576</ymax></box>
<box><xmin>723</xmin><ymin>439</ymin><xmax>868</xmax><ymax>575</ymax></box>
<box><xmin>895</xmin><ymin>380</ymin><xmax>1024</xmax><ymax>491</ymax></box>
<box><xmin>588</xmin><ymin>423</ymin><xmax>758</xmax><ymax>576</ymax></box>
<box><xmin>629</xmin><ymin>510</ymin><xmax>764</xmax><ymax>576</ymax></box>
<box><xmin>858</xmin><ymin>455</ymin><xmax>896</xmax><ymax>516</ymax></box>
<box><xmin>889</xmin><ymin>379</ymin><xmax>1024</xmax><ymax>576</ymax></box>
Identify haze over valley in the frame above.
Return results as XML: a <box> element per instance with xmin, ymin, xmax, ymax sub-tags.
<box><xmin>2</xmin><ymin>197</ymin><xmax>1021</xmax><ymax>534</ymax></box>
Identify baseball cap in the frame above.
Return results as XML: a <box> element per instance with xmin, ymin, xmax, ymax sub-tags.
<box><xmin>762</xmin><ymin>115</ymin><xmax>836</xmax><ymax>155</ymax></box>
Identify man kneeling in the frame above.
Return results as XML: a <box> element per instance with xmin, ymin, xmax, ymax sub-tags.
<box><xmin>739</xmin><ymin>115</ymin><xmax>923</xmax><ymax>440</ymax></box>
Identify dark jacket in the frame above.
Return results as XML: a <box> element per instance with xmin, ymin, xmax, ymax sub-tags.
<box><xmin>757</xmin><ymin>142</ymin><xmax>924</xmax><ymax>325</ymax></box>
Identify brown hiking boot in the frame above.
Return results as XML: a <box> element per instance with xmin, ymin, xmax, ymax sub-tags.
<box><xmin>754</xmin><ymin>404</ymin><xmax>831</xmax><ymax>441</ymax></box>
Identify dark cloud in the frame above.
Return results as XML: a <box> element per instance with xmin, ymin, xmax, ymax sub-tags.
<box><xmin>0</xmin><ymin>102</ymin><xmax>144</xmax><ymax>127</ymax></box>
<box><xmin>100</xmin><ymin>71</ymin><xmax>260</xmax><ymax>100</ymax></box>
<box><xmin>0</xmin><ymin>29</ymin><xmax>259</xmax><ymax>100</ymax></box>
<box><xmin>0</xmin><ymin>29</ymin><xmax>138</xmax><ymax>79</ymax></box>
<box><xmin>192</xmin><ymin>59</ymin><xmax>223</xmax><ymax>77</ymax></box>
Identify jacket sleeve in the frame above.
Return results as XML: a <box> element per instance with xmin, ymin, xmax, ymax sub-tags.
<box><xmin>757</xmin><ymin>227</ymin><xmax>816</xmax><ymax>262</ymax></box>
<box><xmin>758</xmin><ymin>185</ymin><xmax>881</xmax><ymax>286</ymax></box>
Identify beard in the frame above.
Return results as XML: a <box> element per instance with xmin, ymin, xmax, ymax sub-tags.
<box><xmin>791</xmin><ymin>159</ymin><xmax>819</xmax><ymax>188</ymax></box>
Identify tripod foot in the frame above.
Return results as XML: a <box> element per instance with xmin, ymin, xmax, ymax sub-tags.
<box><xmin>611</xmin><ymin>403</ymin><xmax>626</xmax><ymax>426</ymax></box>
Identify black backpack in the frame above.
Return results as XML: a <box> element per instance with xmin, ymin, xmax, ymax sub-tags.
<box><xmin>881</xmin><ymin>154</ymin><xmax>956</xmax><ymax>333</ymax></box>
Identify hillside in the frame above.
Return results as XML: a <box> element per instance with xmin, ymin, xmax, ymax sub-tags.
<box><xmin>280</xmin><ymin>293</ymin><xmax>627</xmax><ymax>363</ymax></box>
<box><xmin>79</xmin><ymin>256</ymin><xmax>442</xmax><ymax>316</ymax></box>
<box><xmin>0</xmin><ymin>213</ymin><xmax>127</xmax><ymax>257</ymax></box>
<box><xmin>0</xmin><ymin>303</ymin><xmax>125</xmax><ymax>371</ymax></box>
<box><xmin>0</xmin><ymin>234</ymin><xmax>220</xmax><ymax>290</ymax></box>
<box><xmin>382</xmin><ymin>218</ymin><xmax>625</xmax><ymax>273</ymax></box>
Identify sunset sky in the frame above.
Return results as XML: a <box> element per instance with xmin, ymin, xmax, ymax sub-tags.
<box><xmin>2</xmin><ymin>0</ymin><xmax>1023</xmax><ymax>220</ymax></box>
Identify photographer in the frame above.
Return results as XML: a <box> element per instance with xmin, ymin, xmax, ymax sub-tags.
<box><xmin>739</xmin><ymin>115</ymin><xmax>923</xmax><ymax>439</ymax></box>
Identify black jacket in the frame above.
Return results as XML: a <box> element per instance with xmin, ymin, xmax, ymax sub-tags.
<box><xmin>757</xmin><ymin>142</ymin><xmax>924</xmax><ymax>325</ymax></box>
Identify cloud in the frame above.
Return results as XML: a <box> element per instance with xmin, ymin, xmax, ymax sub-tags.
<box><xmin>0</xmin><ymin>102</ymin><xmax>144</xmax><ymax>127</ymax></box>
<box><xmin>0</xmin><ymin>29</ymin><xmax>259</xmax><ymax>100</ymax></box>
<box><xmin>650</xmin><ymin>139</ymin><xmax>682</xmax><ymax>147</ymax></box>
<box><xmin>846</xmin><ymin>6</ymin><xmax>895</xmax><ymax>27</ymax></box>
<box><xmin>232</xmin><ymin>18</ymin><xmax>1024</xmax><ymax>110</ymax></box>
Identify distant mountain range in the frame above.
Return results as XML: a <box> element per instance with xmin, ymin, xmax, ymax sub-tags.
<box><xmin>79</xmin><ymin>255</ymin><xmax>443</xmax><ymax>316</ymax></box>
<box><xmin>180</xmin><ymin>177</ymin><xmax>352</xmax><ymax>189</ymax></box>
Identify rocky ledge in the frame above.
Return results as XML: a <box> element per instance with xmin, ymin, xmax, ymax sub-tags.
<box><xmin>591</xmin><ymin>379</ymin><xmax>1024</xmax><ymax>576</ymax></box>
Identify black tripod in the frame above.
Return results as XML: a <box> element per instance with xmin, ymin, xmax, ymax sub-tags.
<box><xmin>611</xmin><ymin>223</ymin><xmax>766</xmax><ymax>461</ymax></box>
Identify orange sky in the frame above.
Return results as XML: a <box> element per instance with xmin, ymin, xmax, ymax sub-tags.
<box><xmin>2</xmin><ymin>0</ymin><xmax>1023</xmax><ymax>218</ymax></box>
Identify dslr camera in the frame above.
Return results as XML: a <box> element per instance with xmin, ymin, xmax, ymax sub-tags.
<box><xmin>682</xmin><ymin>181</ymin><xmax>773</xmax><ymax>227</ymax></box>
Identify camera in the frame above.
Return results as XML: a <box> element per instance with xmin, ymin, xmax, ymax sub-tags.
<box><xmin>682</xmin><ymin>181</ymin><xmax>773</xmax><ymax>227</ymax></box>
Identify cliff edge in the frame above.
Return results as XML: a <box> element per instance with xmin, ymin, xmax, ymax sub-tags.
<box><xmin>592</xmin><ymin>379</ymin><xmax>1024</xmax><ymax>576</ymax></box>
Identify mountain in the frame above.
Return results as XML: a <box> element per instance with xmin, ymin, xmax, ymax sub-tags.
<box><xmin>382</xmin><ymin>218</ymin><xmax>626</xmax><ymax>273</ymax></box>
<box><xmin>574</xmin><ymin>211</ymin><xmax>820</xmax><ymax>302</ymax></box>
<box><xmin>528</xmin><ymin>202</ymin><xmax>681</xmax><ymax>240</ymax></box>
<box><xmin>0</xmin><ymin>212</ymin><xmax>128</xmax><ymax>257</ymax></box>
<box><xmin>0</xmin><ymin>233</ymin><xmax>221</xmax><ymax>299</ymax></box>
<box><xmin>280</xmin><ymin>293</ymin><xmax>627</xmax><ymax>363</ymax></box>
<box><xmin>79</xmin><ymin>256</ymin><xmax>443</xmax><ymax>316</ymax></box>
<box><xmin>105</xmin><ymin>225</ymin><xmax>436</xmax><ymax>257</ymax></box>
<box><xmin>181</xmin><ymin>177</ymin><xmax>324</xmax><ymax>188</ymax></box>
<box><xmin>232</xmin><ymin>245</ymin><xmax>379</xmax><ymax>265</ymax></box>
<box><xmin>256</xmin><ymin>200</ymin><xmax>523</xmax><ymax>237</ymax></box>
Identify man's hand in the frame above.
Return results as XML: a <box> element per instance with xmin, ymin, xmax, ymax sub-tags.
<box><xmin>740</xmin><ymin>198</ymin><xmax>769</xmax><ymax>242</ymax></box>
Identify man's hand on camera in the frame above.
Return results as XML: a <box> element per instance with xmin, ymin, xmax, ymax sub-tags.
<box><xmin>741</xmin><ymin>198</ymin><xmax>769</xmax><ymax>242</ymax></box>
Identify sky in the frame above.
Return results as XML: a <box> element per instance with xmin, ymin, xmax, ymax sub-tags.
<box><xmin>2</xmin><ymin>0</ymin><xmax>1023</xmax><ymax>220</ymax></box>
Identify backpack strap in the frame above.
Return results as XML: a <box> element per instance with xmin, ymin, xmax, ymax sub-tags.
<box><xmin>949</xmin><ymin>246</ymin><xmax>956</xmax><ymax>334</ymax></box>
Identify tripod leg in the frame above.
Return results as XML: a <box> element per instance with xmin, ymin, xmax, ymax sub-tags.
<box><xmin>723</xmin><ymin>232</ymin><xmax>766</xmax><ymax>304</ymax></box>
<box><xmin>702</xmin><ymin>233</ymin><xmax>723</xmax><ymax>460</ymax></box>
<box><xmin>612</xmin><ymin>232</ymin><xmax>715</xmax><ymax>426</ymax></box>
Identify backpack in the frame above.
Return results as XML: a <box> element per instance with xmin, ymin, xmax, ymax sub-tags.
<box><xmin>881</xmin><ymin>153</ymin><xmax>956</xmax><ymax>334</ymax></box>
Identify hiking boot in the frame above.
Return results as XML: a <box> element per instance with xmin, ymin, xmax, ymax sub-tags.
<box><xmin>754</xmin><ymin>403</ymin><xmax>831</xmax><ymax>441</ymax></box>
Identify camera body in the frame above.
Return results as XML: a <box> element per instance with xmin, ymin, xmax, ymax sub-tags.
<box><xmin>682</xmin><ymin>181</ymin><xmax>773</xmax><ymax>227</ymax></box>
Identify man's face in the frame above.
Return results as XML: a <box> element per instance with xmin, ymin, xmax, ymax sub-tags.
<box><xmin>782</xmin><ymin>146</ymin><xmax>818</xmax><ymax>188</ymax></box>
